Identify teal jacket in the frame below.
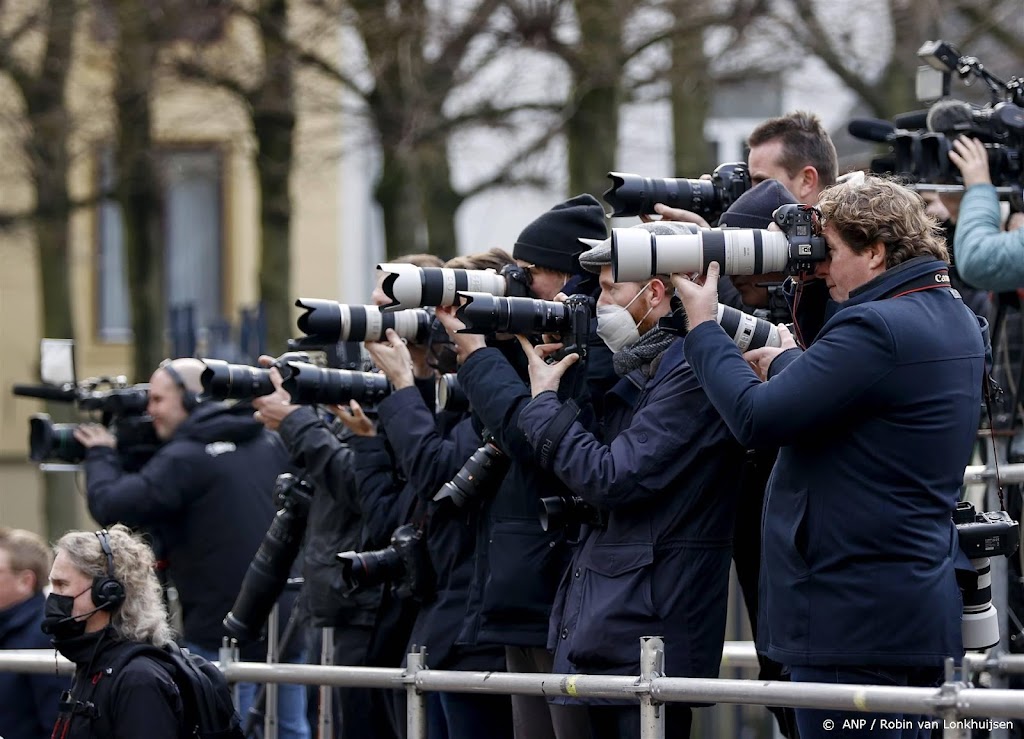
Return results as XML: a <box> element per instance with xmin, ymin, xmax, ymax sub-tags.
<box><xmin>954</xmin><ymin>183</ymin><xmax>1024</xmax><ymax>291</ymax></box>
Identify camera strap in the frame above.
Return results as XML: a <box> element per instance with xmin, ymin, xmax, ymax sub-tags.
<box><xmin>537</xmin><ymin>399</ymin><xmax>581</xmax><ymax>472</ymax></box>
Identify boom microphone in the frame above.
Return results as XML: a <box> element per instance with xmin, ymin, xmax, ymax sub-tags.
<box><xmin>848</xmin><ymin>118</ymin><xmax>897</xmax><ymax>143</ymax></box>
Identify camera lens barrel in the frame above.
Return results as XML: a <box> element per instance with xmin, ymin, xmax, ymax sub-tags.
<box><xmin>282</xmin><ymin>362</ymin><xmax>391</xmax><ymax>406</ymax></box>
<box><xmin>436</xmin><ymin>373</ymin><xmax>469</xmax><ymax>413</ymax></box>
<box><xmin>454</xmin><ymin>292</ymin><xmax>569</xmax><ymax>336</ymax></box>
<box><xmin>716</xmin><ymin>305</ymin><xmax>781</xmax><ymax>352</ymax></box>
<box><xmin>28</xmin><ymin>414</ymin><xmax>85</xmax><ymax>463</ymax></box>
<box><xmin>200</xmin><ymin>359</ymin><xmax>275</xmax><ymax>401</ymax></box>
<box><xmin>610</xmin><ymin>227</ymin><xmax>791</xmax><ymax>282</ymax></box>
<box><xmin>603</xmin><ymin>173</ymin><xmax>719</xmax><ymax>218</ymax></box>
<box><xmin>294</xmin><ymin>299</ymin><xmax>431</xmax><ymax>345</ymax></box>
<box><xmin>377</xmin><ymin>263</ymin><xmax>508</xmax><ymax>311</ymax></box>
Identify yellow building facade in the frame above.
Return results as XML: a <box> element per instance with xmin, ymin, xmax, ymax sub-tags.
<box><xmin>0</xmin><ymin>4</ymin><xmax>345</xmax><ymax>537</ymax></box>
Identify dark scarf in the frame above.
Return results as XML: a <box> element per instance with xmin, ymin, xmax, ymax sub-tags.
<box><xmin>612</xmin><ymin>327</ymin><xmax>676</xmax><ymax>377</ymax></box>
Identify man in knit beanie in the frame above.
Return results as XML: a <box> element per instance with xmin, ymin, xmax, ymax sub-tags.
<box><xmin>512</xmin><ymin>194</ymin><xmax>607</xmax><ymax>301</ymax></box>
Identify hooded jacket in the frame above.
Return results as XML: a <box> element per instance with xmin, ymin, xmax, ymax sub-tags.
<box><xmin>84</xmin><ymin>402</ymin><xmax>290</xmax><ymax>656</ymax></box>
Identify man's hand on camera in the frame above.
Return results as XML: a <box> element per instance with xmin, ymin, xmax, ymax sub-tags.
<box><xmin>516</xmin><ymin>335</ymin><xmax>579</xmax><ymax>397</ymax></box>
<box><xmin>672</xmin><ymin>262</ymin><xmax>720</xmax><ymax>329</ymax></box>
<box><xmin>435</xmin><ymin>306</ymin><xmax>487</xmax><ymax>363</ymax></box>
<box><xmin>73</xmin><ymin>423</ymin><xmax>117</xmax><ymax>449</ymax></box>
<box><xmin>366</xmin><ymin>329</ymin><xmax>417</xmax><ymax>390</ymax></box>
<box><xmin>743</xmin><ymin>324</ymin><xmax>797</xmax><ymax>380</ymax></box>
<box><xmin>640</xmin><ymin>204</ymin><xmax>711</xmax><ymax>228</ymax></box>
<box><xmin>251</xmin><ymin>359</ymin><xmax>298</xmax><ymax>431</ymax></box>
<box><xmin>949</xmin><ymin>136</ymin><xmax>991</xmax><ymax>188</ymax></box>
<box><xmin>329</xmin><ymin>400</ymin><xmax>376</xmax><ymax>437</ymax></box>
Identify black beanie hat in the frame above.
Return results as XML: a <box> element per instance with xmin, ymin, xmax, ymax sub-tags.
<box><xmin>718</xmin><ymin>179</ymin><xmax>798</xmax><ymax>230</ymax></box>
<box><xmin>513</xmin><ymin>194</ymin><xmax>608</xmax><ymax>275</ymax></box>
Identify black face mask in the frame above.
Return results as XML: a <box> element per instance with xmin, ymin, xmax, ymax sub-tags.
<box><xmin>41</xmin><ymin>588</ymin><xmax>91</xmax><ymax>640</ymax></box>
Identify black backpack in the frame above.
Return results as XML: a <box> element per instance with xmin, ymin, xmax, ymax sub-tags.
<box><xmin>110</xmin><ymin>640</ymin><xmax>245</xmax><ymax>739</ymax></box>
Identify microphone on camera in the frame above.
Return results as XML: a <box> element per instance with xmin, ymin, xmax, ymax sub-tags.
<box><xmin>926</xmin><ymin>99</ymin><xmax>981</xmax><ymax>136</ymax></box>
<box><xmin>847</xmin><ymin>118</ymin><xmax>896</xmax><ymax>143</ymax></box>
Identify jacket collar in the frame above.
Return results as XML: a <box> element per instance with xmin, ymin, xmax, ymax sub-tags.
<box><xmin>0</xmin><ymin>591</ymin><xmax>46</xmax><ymax>638</ymax></box>
<box><xmin>842</xmin><ymin>256</ymin><xmax>948</xmax><ymax>309</ymax></box>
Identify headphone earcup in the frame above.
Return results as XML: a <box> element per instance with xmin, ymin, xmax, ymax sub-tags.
<box><xmin>92</xmin><ymin>576</ymin><xmax>126</xmax><ymax>610</ymax></box>
<box><xmin>183</xmin><ymin>391</ymin><xmax>199</xmax><ymax>412</ymax></box>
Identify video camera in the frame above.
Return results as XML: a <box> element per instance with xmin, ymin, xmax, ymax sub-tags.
<box><xmin>454</xmin><ymin>292</ymin><xmax>593</xmax><ymax>361</ymax></box>
<box><xmin>12</xmin><ymin>340</ymin><xmax>159</xmax><ymax>471</ymax></box>
<box><xmin>848</xmin><ymin>40</ymin><xmax>1024</xmax><ymax>200</ymax></box>
<box><xmin>375</xmin><ymin>262</ymin><xmax>533</xmax><ymax>312</ymax></box>
<box><xmin>224</xmin><ymin>473</ymin><xmax>315</xmax><ymax>642</ymax></box>
<box><xmin>289</xmin><ymin>300</ymin><xmax>432</xmax><ymax>350</ymax></box>
<box><xmin>954</xmin><ymin>501</ymin><xmax>1020</xmax><ymax>650</ymax></box>
<box><xmin>603</xmin><ymin>162</ymin><xmax>751</xmax><ymax>220</ymax></box>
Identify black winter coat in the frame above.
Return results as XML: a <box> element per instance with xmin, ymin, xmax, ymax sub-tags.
<box><xmin>84</xmin><ymin>402</ymin><xmax>290</xmax><ymax>658</ymax></box>
<box><xmin>0</xmin><ymin>593</ymin><xmax>64</xmax><ymax>739</ymax></box>
<box><xmin>50</xmin><ymin>628</ymin><xmax>183</xmax><ymax>739</ymax></box>
<box><xmin>276</xmin><ymin>408</ymin><xmax>382</xmax><ymax>628</ymax></box>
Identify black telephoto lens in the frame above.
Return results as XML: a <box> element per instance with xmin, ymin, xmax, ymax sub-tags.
<box><xmin>455</xmin><ymin>293</ymin><xmax>569</xmax><ymax>336</ymax></box>
<box><xmin>603</xmin><ymin>172</ymin><xmax>718</xmax><ymax>218</ymax></box>
<box><xmin>200</xmin><ymin>359</ymin><xmax>275</xmax><ymax>401</ymax></box>
<box><xmin>433</xmin><ymin>441</ymin><xmax>509</xmax><ymax>508</ymax></box>
<box><xmin>28</xmin><ymin>414</ymin><xmax>85</xmax><ymax>463</ymax></box>
<box><xmin>282</xmin><ymin>362</ymin><xmax>391</xmax><ymax>406</ymax></box>
<box><xmin>223</xmin><ymin>474</ymin><xmax>313</xmax><ymax>642</ymax></box>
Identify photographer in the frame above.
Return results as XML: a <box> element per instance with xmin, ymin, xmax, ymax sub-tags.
<box><xmin>949</xmin><ymin>134</ymin><xmax>1024</xmax><ymax>291</ymax></box>
<box><xmin>432</xmin><ymin>196</ymin><xmax>612</xmax><ymax>739</ymax></box>
<box><xmin>75</xmin><ymin>358</ymin><xmax>309</xmax><ymax>739</ymax></box>
<box><xmin>506</xmin><ymin>237</ymin><xmax>741</xmax><ymax>739</ymax></box>
<box><xmin>675</xmin><ymin>176</ymin><xmax>986</xmax><ymax>739</ymax></box>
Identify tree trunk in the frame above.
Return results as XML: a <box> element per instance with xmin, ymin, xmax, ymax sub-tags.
<box><xmin>671</xmin><ymin>9</ymin><xmax>713</xmax><ymax>177</ymax></box>
<box><xmin>114</xmin><ymin>1</ymin><xmax>164</xmax><ymax>380</ymax></box>
<box><xmin>253</xmin><ymin>0</ymin><xmax>295</xmax><ymax>353</ymax></box>
<box><xmin>416</xmin><ymin>139</ymin><xmax>461</xmax><ymax>261</ymax></box>
<box><xmin>567</xmin><ymin>0</ymin><xmax>622</xmax><ymax>198</ymax></box>
<box><xmin>375</xmin><ymin>148</ymin><xmax>424</xmax><ymax>259</ymax></box>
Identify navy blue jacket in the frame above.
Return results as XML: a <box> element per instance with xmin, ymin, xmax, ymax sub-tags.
<box><xmin>374</xmin><ymin>387</ymin><xmax>505</xmax><ymax>671</ymax></box>
<box><xmin>0</xmin><ymin>592</ymin><xmax>64</xmax><ymax>739</ymax></box>
<box><xmin>454</xmin><ymin>347</ymin><xmax>580</xmax><ymax>648</ymax></box>
<box><xmin>684</xmin><ymin>256</ymin><xmax>985</xmax><ymax>667</ymax></box>
<box><xmin>85</xmin><ymin>402</ymin><xmax>290</xmax><ymax>659</ymax></box>
<box><xmin>519</xmin><ymin>339</ymin><xmax>742</xmax><ymax>683</ymax></box>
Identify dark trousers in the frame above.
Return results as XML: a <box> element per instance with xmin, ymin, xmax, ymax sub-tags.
<box><xmin>505</xmin><ymin>646</ymin><xmax>592</xmax><ymax>739</ymax></box>
<box><xmin>789</xmin><ymin>665</ymin><xmax>943</xmax><ymax>739</ymax></box>
<box><xmin>734</xmin><ymin>447</ymin><xmax>800</xmax><ymax>738</ymax></box>
<box><xmin>588</xmin><ymin>704</ymin><xmax>692</xmax><ymax>739</ymax></box>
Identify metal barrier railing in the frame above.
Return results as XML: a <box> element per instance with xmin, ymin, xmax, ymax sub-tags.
<box><xmin>5</xmin><ymin>639</ymin><xmax>1023</xmax><ymax>739</ymax></box>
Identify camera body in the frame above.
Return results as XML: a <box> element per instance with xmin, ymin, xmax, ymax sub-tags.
<box><xmin>954</xmin><ymin>501</ymin><xmax>1020</xmax><ymax>650</ymax></box>
<box><xmin>337</xmin><ymin>523</ymin><xmax>436</xmax><ymax>602</ymax></box>
<box><xmin>603</xmin><ymin>162</ymin><xmax>751</xmax><ymax>220</ymax></box>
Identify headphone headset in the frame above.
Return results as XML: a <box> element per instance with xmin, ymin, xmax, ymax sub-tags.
<box><xmin>92</xmin><ymin>530</ymin><xmax>126</xmax><ymax>611</ymax></box>
<box><xmin>159</xmin><ymin>359</ymin><xmax>200</xmax><ymax>412</ymax></box>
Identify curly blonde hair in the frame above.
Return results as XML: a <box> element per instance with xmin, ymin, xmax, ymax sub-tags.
<box><xmin>816</xmin><ymin>175</ymin><xmax>948</xmax><ymax>267</ymax></box>
<box><xmin>54</xmin><ymin>524</ymin><xmax>173</xmax><ymax>646</ymax></box>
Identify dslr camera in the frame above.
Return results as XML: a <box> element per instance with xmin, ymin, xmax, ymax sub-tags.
<box><xmin>337</xmin><ymin>523</ymin><xmax>436</xmax><ymax>602</ymax></box>
<box><xmin>603</xmin><ymin>162</ymin><xmax>751</xmax><ymax>221</ymax></box>
<box><xmin>611</xmin><ymin>203</ymin><xmax>826</xmax><ymax>282</ymax></box>
<box><xmin>954</xmin><ymin>500</ymin><xmax>1020</xmax><ymax>650</ymax></box>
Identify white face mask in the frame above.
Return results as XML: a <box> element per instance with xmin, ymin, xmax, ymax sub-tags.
<box><xmin>596</xmin><ymin>282</ymin><xmax>653</xmax><ymax>353</ymax></box>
